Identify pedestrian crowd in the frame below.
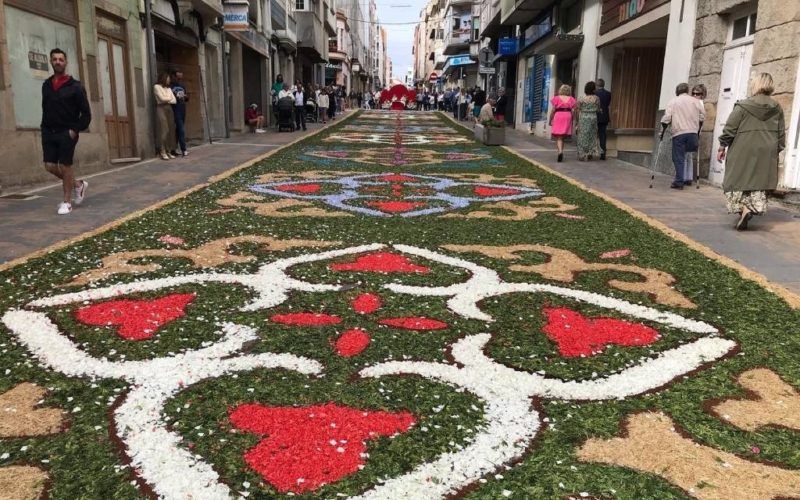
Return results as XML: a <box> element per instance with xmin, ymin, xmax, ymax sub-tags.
<box><xmin>39</xmin><ymin>45</ymin><xmax>786</xmax><ymax>233</ymax></box>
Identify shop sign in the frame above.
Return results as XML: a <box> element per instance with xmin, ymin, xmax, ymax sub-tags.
<box><xmin>479</xmin><ymin>66</ymin><xmax>496</xmax><ymax>75</ymax></box>
<box><xmin>223</xmin><ymin>1</ymin><xmax>250</xmax><ymax>32</ymax></box>
<box><xmin>352</xmin><ymin>62</ymin><xmax>361</xmax><ymax>73</ymax></box>
<box><xmin>449</xmin><ymin>55</ymin><xmax>473</xmax><ymax>66</ymax></box>
<box><xmin>522</xmin><ymin>12</ymin><xmax>552</xmax><ymax>50</ymax></box>
<box><xmin>326</xmin><ymin>63</ymin><xmax>342</xmax><ymax>70</ymax></box>
<box><xmin>498</xmin><ymin>37</ymin><xmax>519</xmax><ymax>56</ymax></box>
<box><xmin>28</xmin><ymin>51</ymin><xmax>49</xmax><ymax>80</ymax></box>
<box><xmin>600</xmin><ymin>0</ymin><xmax>670</xmax><ymax>35</ymax></box>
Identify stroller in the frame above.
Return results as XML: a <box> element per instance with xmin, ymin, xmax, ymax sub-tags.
<box><xmin>276</xmin><ymin>96</ymin><xmax>295</xmax><ymax>132</ymax></box>
<box><xmin>305</xmin><ymin>99</ymin><xmax>318</xmax><ymax>123</ymax></box>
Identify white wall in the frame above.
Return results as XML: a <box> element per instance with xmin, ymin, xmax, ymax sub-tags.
<box><xmin>658</xmin><ymin>0</ymin><xmax>697</xmax><ymax>109</ymax></box>
<box><xmin>576</xmin><ymin>0</ymin><xmax>601</xmax><ymax>95</ymax></box>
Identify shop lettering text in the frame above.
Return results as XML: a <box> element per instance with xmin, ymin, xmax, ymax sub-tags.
<box><xmin>619</xmin><ymin>0</ymin><xmax>646</xmax><ymax>23</ymax></box>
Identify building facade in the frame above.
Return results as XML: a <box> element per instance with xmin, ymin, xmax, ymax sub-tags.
<box><xmin>690</xmin><ymin>0</ymin><xmax>800</xmax><ymax>189</ymax></box>
<box><xmin>468</xmin><ymin>0</ymin><xmax>799</xmax><ymax>190</ymax></box>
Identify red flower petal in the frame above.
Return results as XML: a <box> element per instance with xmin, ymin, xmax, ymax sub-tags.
<box><xmin>352</xmin><ymin>293</ymin><xmax>382</xmax><ymax>314</ymax></box>
<box><xmin>75</xmin><ymin>293</ymin><xmax>196</xmax><ymax>341</ymax></box>
<box><xmin>330</xmin><ymin>252</ymin><xmax>430</xmax><ymax>273</ymax></box>
<box><xmin>229</xmin><ymin>403</ymin><xmax>415</xmax><ymax>493</ymax></box>
<box><xmin>334</xmin><ymin>328</ymin><xmax>371</xmax><ymax>357</ymax></box>
<box><xmin>274</xmin><ymin>183</ymin><xmax>322</xmax><ymax>194</ymax></box>
<box><xmin>378</xmin><ymin>174</ymin><xmax>417</xmax><ymax>183</ymax></box>
<box><xmin>379</xmin><ymin>317</ymin><xmax>448</xmax><ymax>330</ymax></box>
<box><xmin>270</xmin><ymin>313</ymin><xmax>342</xmax><ymax>326</ymax></box>
<box><xmin>365</xmin><ymin>201</ymin><xmax>428</xmax><ymax>213</ymax></box>
<box><xmin>541</xmin><ymin>307</ymin><xmax>660</xmax><ymax>357</ymax></box>
<box><xmin>473</xmin><ymin>186</ymin><xmax>522</xmax><ymax>197</ymax></box>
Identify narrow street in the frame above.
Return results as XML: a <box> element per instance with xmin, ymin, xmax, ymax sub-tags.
<box><xmin>1</xmin><ymin>110</ymin><xmax>799</xmax><ymax>500</ymax></box>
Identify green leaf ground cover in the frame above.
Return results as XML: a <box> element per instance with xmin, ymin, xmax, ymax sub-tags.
<box><xmin>0</xmin><ymin>110</ymin><xmax>798</xmax><ymax>499</ymax></box>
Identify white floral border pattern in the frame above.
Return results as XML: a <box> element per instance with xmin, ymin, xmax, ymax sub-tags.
<box><xmin>1</xmin><ymin>244</ymin><xmax>736</xmax><ymax>499</ymax></box>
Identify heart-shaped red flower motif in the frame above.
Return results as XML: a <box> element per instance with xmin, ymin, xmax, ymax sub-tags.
<box><xmin>365</xmin><ymin>201</ymin><xmax>429</xmax><ymax>213</ymax></box>
<box><xmin>229</xmin><ymin>403</ymin><xmax>415</xmax><ymax>493</ymax></box>
<box><xmin>274</xmin><ymin>183</ymin><xmax>322</xmax><ymax>194</ymax></box>
<box><xmin>473</xmin><ymin>186</ymin><xmax>522</xmax><ymax>197</ymax></box>
<box><xmin>541</xmin><ymin>307</ymin><xmax>659</xmax><ymax>357</ymax></box>
<box><xmin>75</xmin><ymin>293</ymin><xmax>196</xmax><ymax>341</ymax></box>
<box><xmin>330</xmin><ymin>252</ymin><xmax>430</xmax><ymax>273</ymax></box>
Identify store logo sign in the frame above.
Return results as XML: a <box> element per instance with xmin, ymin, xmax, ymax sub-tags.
<box><xmin>619</xmin><ymin>0</ymin><xmax>646</xmax><ymax>22</ymax></box>
<box><xmin>224</xmin><ymin>1</ymin><xmax>250</xmax><ymax>31</ymax></box>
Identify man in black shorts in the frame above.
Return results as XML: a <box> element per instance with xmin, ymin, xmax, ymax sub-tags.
<box><xmin>41</xmin><ymin>48</ymin><xmax>91</xmax><ymax>215</ymax></box>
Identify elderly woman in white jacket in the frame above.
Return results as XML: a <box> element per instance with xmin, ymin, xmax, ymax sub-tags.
<box><xmin>153</xmin><ymin>73</ymin><xmax>177</xmax><ymax>160</ymax></box>
<box><xmin>317</xmin><ymin>88</ymin><xmax>330</xmax><ymax>124</ymax></box>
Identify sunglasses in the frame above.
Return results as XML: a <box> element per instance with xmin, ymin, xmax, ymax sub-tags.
<box><xmin>692</xmin><ymin>92</ymin><xmax>703</xmax><ymax>96</ymax></box>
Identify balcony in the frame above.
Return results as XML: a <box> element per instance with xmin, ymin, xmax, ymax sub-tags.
<box><xmin>274</xmin><ymin>15</ymin><xmax>298</xmax><ymax>52</ymax></box>
<box><xmin>323</xmin><ymin>0</ymin><xmax>336</xmax><ymax>35</ymax></box>
<box><xmin>296</xmin><ymin>10</ymin><xmax>327</xmax><ymax>63</ymax></box>
<box><xmin>500</xmin><ymin>0</ymin><xmax>549</xmax><ymax>25</ymax></box>
<box><xmin>182</xmin><ymin>0</ymin><xmax>223</xmax><ymax>19</ymax></box>
<box><xmin>480</xmin><ymin>0</ymin><xmax>502</xmax><ymax>37</ymax></box>
<box><xmin>328</xmin><ymin>40</ymin><xmax>347</xmax><ymax>61</ymax></box>
<box><xmin>443</xmin><ymin>5</ymin><xmax>474</xmax><ymax>55</ymax></box>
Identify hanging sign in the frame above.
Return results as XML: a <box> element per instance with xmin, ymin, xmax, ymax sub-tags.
<box><xmin>498</xmin><ymin>37</ymin><xmax>518</xmax><ymax>55</ymax></box>
<box><xmin>223</xmin><ymin>1</ymin><xmax>250</xmax><ymax>31</ymax></box>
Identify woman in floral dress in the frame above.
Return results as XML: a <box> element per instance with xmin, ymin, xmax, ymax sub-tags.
<box><xmin>576</xmin><ymin>81</ymin><xmax>602</xmax><ymax>161</ymax></box>
<box><xmin>548</xmin><ymin>84</ymin><xmax>576</xmax><ymax>162</ymax></box>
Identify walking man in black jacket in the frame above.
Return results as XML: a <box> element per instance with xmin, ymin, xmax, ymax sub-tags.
<box><xmin>41</xmin><ymin>48</ymin><xmax>91</xmax><ymax>215</ymax></box>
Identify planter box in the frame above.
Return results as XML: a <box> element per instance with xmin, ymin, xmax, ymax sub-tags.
<box><xmin>474</xmin><ymin>124</ymin><xmax>505</xmax><ymax>145</ymax></box>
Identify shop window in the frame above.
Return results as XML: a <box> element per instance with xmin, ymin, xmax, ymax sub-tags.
<box><xmin>3</xmin><ymin>5</ymin><xmax>78</xmax><ymax>129</ymax></box>
<box><xmin>731</xmin><ymin>13</ymin><xmax>757</xmax><ymax>41</ymax></box>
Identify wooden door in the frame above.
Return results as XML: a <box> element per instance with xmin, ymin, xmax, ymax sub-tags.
<box><xmin>610</xmin><ymin>47</ymin><xmax>665</xmax><ymax>129</ymax></box>
<box><xmin>98</xmin><ymin>34</ymin><xmax>134</xmax><ymax>159</ymax></box>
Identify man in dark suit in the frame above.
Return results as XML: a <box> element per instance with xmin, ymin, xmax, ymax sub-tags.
<box><xmin>596</xmin><ymin>79</ymin><xmax>612</xmax><ymax>160</ymax></box>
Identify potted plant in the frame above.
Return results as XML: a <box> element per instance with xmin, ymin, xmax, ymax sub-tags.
<box><xmin>475</xmin><ymin>118</ymin><xmax>506</xmax><ymax>145</ymax></box>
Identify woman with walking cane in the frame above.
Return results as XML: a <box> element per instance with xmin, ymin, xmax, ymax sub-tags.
<box><xmin>717</xmin><ymin>73</ymin><xmax>785</xmax><ymax>231</ymax></box>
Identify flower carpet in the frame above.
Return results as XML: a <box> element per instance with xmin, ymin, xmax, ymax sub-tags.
<box><xmin>0</xmin><ymin>109</ymin><xmax>799</xmax><ymax>500</ymax></box>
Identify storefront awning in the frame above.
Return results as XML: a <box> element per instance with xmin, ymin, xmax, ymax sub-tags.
<box><xmin>442</xmin><ymin>55</ymin><xmax>475</xmax><ymax>74</ymax></box>
<box><xmin>532</xmin><ymin>32</ymin><xmax>584</xmax><ymax>55</ymax></box>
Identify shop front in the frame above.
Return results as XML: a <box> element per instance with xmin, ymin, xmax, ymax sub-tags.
<box><xmin>514</xmin><ymin>6</ymin><xmax>582</xmax><ymax>138</ymax></box>
<box><xmin>595</xmin><ymin>0</ymin><xmax>671</xmax><ymax>166</ymax></box>
<box><xmin>442</xmin><ymin>54</ymin><xmax>476</xmax><ymax>89</ymax></box>
<box><xmin>0</xmin><ymin>0</ymin><xmax>148</xmax><ymax>188</ymax></box>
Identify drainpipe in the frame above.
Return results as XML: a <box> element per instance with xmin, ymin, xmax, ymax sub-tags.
<box><xmin>221</xmin><ymin>21</ymin><xmax>230</xmax><ymax>138</ymax></box>
<box><xmin>144</xmin><ymin>0</ymin><xmax>158</xmax><ymax>152</ymax></box>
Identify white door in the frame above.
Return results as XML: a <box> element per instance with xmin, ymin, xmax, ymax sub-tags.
<box><xmin>709</xmin><ymin>43</ymin><xmax>753</xmax><ymax>185</ymax></box>
<box><xmin>785</xmin><ymin>58</ymin><xmax>800</xmax><ymax>189</ymax></box>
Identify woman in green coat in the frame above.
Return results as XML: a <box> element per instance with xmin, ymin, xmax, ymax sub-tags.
<box><xmin>717</xmin><ymin>73</ymin><xmax>785</xmax><ymax>230</ymax></box>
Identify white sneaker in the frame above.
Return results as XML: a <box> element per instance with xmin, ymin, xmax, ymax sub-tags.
<box><xmin>57</xmin><ymin>202</ymin><xmax>72</xmax><ymax>215</ymax></box>
<box><xmin>181</xmin><ymin>150</ymin><xmax>189</xmax><ymax>157</ymax></box>
<box><xmin>73</xmin><ymin>180</ymin><xmax>88</xmax><ymax>206</ymax></box>
<box><xmin>255</xmin><ymin>128</ymin><xmax>267</xmax><ymax>133</ymax></box>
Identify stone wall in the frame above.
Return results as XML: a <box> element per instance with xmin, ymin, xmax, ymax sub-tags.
<box><xmin>689</xmin><ymin>0</ymin><xmax>800</xmax><ymax>184</ymax></box>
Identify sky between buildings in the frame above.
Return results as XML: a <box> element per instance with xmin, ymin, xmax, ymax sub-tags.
<box><xmin>377</xmin><ymin>0</ymin><xmax>426</xmax><ymax>81</ymax></box>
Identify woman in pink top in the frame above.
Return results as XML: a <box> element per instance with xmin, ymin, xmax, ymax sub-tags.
<box><xmin>548</xmin><ymin>84</ymin><xmax>576</xmax><ymax>162</ymax></box>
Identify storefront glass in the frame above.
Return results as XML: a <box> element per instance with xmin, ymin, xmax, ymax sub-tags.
<box><xmin>4</xmin><ymin>5</ymin><xmax>78</xmax><ymax>128</ymax></box>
